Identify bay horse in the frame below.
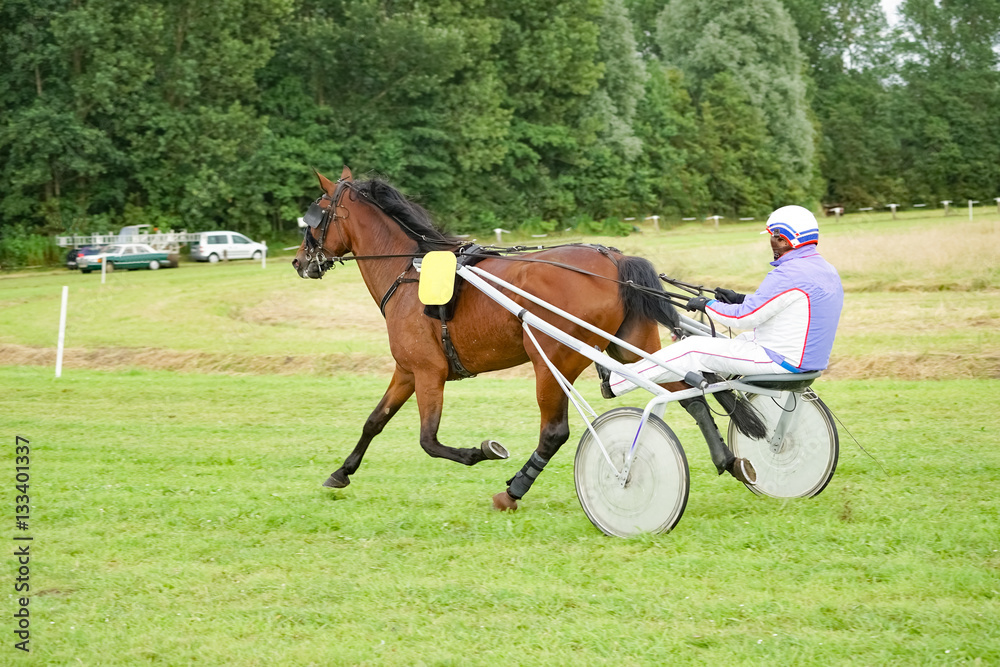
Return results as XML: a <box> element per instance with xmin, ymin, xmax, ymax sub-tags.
<box><xmin>292</xmin><ymin>167</ymin><xmax>764</xmax><ymax>512</ymax></box>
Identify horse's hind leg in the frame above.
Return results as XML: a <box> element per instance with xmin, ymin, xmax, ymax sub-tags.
<box><xmin>323</xmin><ymin>366</ymin><xmax>415</xmax><ymax>488</ymax></box>
<box><xmin>679</xmin><ymin>396</ymin><xmax>734</xmax><ymax>474</ymax></box>
<box><xmin>493</xmin><ymin>362</ymin><xmax>577</xmax><ymax>511</ymax></box>
<box><xmin>666</xmin><ymin>381</ymin><xmax>757</xmax><ymax>484</ymax></box>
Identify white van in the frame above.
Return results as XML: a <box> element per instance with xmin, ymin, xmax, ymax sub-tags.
<box><xmin>190</xmin><ymin>231</ymin><xmax>267</xmax><ymax>263</ymax></box>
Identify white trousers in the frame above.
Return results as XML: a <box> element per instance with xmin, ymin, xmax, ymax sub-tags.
<box><xmin>607</xmin><ymin>333</ymin><xmax>792</xmax><ymax>396</ymax></box>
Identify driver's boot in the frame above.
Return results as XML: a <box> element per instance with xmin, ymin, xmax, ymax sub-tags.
<box><xmin>680</xmin><ymin>396</ymin><xmax>756</xmax><ymax>484</ymax></box>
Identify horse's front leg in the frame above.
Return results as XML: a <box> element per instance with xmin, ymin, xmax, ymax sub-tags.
<box><xmin>322</xmin><ymin>365</ymin><xmax>415</xmax><ymax>488</ymax></box>
<box><xmin>413</xmin><ymin>370</ymin><xmax>509</xmax><ymax>465</ymax></box>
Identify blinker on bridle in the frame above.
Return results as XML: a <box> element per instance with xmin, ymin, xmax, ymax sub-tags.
<box><xmin>302</xmin><ymin>178</ymin><xmax>350</xmax><ymax>276</ymax></box>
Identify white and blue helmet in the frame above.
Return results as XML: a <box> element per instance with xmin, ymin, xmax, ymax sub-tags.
<box><xmin>764</xmin><ymin>205</ymin><xmax>819</xmax><ymax>248</ymax></box>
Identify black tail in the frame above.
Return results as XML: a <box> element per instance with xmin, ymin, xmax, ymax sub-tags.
<box><xmin>711</xmin><ymin>383</ymin><xmax>768</xmax><ymax>440</ymax></box>
<box><xmin>617</xmin><ymin>255</ymin><xmax>768</xmax><ymax>441</ymax></box>
<box><xmin>617</xmin><ymin>255</ymin><xmax>683</xmax><ymax>338</ymax></box>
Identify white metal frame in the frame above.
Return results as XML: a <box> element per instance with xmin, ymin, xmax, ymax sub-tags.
<box><xmin>456</xmin><ymin>264</ymin><xmax>789</xmax><ymax>487</ymax></box>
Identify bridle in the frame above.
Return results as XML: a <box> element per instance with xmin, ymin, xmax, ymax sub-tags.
<box><xmin>301</xmin><ymin>178</ymin><xmax>351</xmax><ymax>277</ymax></box>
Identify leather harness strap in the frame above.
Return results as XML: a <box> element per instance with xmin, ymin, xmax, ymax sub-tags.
<box><xmin>379</xmin><ymin>269</ymin><xmax>418</xmax><ymax>318</ymax></box>
<box><xmin>375</xmin><ymin>262</ymin><xmax>475</xmax><ymax>380</ymax></box>
<box><xmin>439</xmin><ymin>305</ymin><xmax>476</xmax><ymax>380</ymax></box>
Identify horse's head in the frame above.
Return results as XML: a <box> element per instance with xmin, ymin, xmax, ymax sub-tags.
<box><xmin>292</xmin><ymin>166</ymin><xmax>353</xmax><ymax>279</ymax></box>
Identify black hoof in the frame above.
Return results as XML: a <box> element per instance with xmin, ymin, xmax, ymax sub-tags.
<box><xmin>323</xmin><ymin>469</ymin><xmax>351</xmax><ymax>488</ymax></box>
<box><xmin>596</xmin><ymin>362</ymin><xmax>615</xmax><ymax>399</ymax></box>
<box><xmin>481</xmin><ymin>439</ymin><xmax>509</xmax><ymax>460</ymax></box>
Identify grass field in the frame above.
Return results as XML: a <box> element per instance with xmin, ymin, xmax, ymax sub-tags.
<box><xmin>3</xmin><ymin>369</ymin><xmax>1000</xmax><ymax>665</ymax></box>
<box><xmin>2</xmin><ymin>211</ymin><xmax>999</xmax><ymax>664</ymax></box>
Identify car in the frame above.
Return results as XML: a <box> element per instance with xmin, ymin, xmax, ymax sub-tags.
<box><xmin>189</xmin><ymin>231</ymin><xmax>267</xmax><ymax>263</ymax></box>
<box><xmin>78</xmin><ymin>244</ymin><xmax>178</xmax><ymax>273</ymax></box>
<box><xmin>66</xmin><ymin>246</ymin><xmax>101</xmax><ymax>269</ymax></box>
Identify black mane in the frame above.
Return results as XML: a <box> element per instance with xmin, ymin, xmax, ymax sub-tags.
<box><xmin>351</xmin><ymin>178</ymin><xmax>461</xmax><ymax>253</ymax></box>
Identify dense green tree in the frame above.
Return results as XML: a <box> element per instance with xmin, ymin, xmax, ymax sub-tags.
<box><xmin>0</xmin><ymin>0</ymin><xmax>293</xmax><ymax>238</ymax></box>
<box><xmin>696</xmin><ymin>72</ymin><xmax>784</xmax><ymax>216</ymax></box>
<box><xmin>631</xmin><ymin>64</ymin><xmax>705</xmax><ymax>217</ymax></box>
<box><xmin>783</xmin><ymin>0</ymin><xmax>900</xmax><ymax>207</ymax></box>
<box><xmin>257</xmin><ymin>0</ymin><xmax>513</xmax><ymax>229</ymax></box>
<box><xmin>570</xmin><ymin>0</ymin><xmax>651</xmax><ymax>219</ymax></box>
<box><xmin>624</xmin><ymin>0</ymin><xmax>668</xmax><ymax>56</ymax></box>
<box><xmin>2</xmin><ymin>0</ymin><xmax>1000</xmax><ymax>266</ymax></box>
<box><xmin>784</xmin><ymin>0</ymin><xmax>893</xmax><ymax>78</ymax></box>
<box><xmin>0</xmin><ymin>0</ymin><xmax>118</xmax><ymax>229</ymax></box>
<box><xmin>891</xmin><ymin>0</ymin><xmax>1000</xmax><ymax>202</ymax></box>
<box><xmin>656</xmin><ymin>0</ymin><xmax>817</xmax><ymax>207</ymax></box>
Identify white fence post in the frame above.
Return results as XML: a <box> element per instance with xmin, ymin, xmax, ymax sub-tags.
<box><xmin>55</xmin><ymin>286</ymin><xmax>68</xmax><ymax>378</ymax></box>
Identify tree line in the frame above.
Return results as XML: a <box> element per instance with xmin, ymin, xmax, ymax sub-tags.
<box><xmin>1</xmin><ymin>0</ymin><xmax>998</xmax><ymax>258</ymax></box>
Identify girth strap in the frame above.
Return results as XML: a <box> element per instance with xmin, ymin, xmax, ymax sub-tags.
<box><xmin>439</xmin><ymin>305</ymin><xmax>476</xmax><ymax>380</ymax></box>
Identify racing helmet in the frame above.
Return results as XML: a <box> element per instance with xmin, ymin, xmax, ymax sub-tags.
<box><xmin>764</xmin><ymin>205</ymin><xmax>819</xmax><ymax>248</ymax></box>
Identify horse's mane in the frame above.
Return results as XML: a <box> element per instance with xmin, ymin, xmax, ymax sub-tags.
<box><xmin>351</xmin><ymin>178</ymin><xmax>461</xmax><ymax>253</ymax></box>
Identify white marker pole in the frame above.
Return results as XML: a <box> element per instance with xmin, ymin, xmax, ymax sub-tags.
<box><xmin>55</xmin><ymin>286</ymin><xmax>68</xmax><ymax>378</ymax></box>
<box><xmin>262</xmin><ymin>241</ymin><xmax>267</xmax><ymax>269</ymax></box>
<box><xmin>101</xmin><ymin>257</ymin><xmax>107</xmax><ymax>284</ymax></box>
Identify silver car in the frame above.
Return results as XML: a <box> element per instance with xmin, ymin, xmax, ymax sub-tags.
<box><xmin>190</xmin><ymin>231</ymin><xmax>267</xmax><ymax>263</ymax></box>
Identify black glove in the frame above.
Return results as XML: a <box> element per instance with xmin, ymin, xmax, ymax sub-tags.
<box><xmin>686</xmin><ymin>295</ymin><xmax>712</xmax><ymax>312</ymax></box>
<box><xmin>713</xmin><ymin>287</ymin><xmax>746</xmax><ymax>304</ymax></box>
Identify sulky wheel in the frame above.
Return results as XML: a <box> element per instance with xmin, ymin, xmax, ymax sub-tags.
<box><xmin>574</xmin><ymin>407</ymin><xmax>689</xmax><ymax>537</ymax></box>
<box><xmin>728</xmin><ymin>390</ymin><xmax>839</xmax><ymax>499</ymax></box>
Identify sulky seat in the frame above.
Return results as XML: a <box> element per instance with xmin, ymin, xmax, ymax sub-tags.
<box><xmin>736</xmin><ymin>370</ymin><xmax>823</xmax><ymax>392</ymax></box>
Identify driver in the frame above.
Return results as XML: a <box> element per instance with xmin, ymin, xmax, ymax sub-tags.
<box><xmin>599</xmin><ymin>205</ymin><xmax>844</xmax><ymax>397</ymax></box>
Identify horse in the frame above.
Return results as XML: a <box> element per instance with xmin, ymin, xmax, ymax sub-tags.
<box><xmin>292</xmin><ymin>167</ymin><xmax>765</xmax><ymax>511</ymax></box>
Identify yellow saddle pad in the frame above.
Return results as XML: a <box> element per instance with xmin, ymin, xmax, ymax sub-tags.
<box><xmin>418</xmin><ymin>251</ymin><xmax>457</xmax><ymax>305</ymax></box>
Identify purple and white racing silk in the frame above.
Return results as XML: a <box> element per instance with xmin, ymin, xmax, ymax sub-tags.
<box><xmin>705</xmin><ymin>245</ymin><xmax>843</xmax><ymax>371</ymax></box>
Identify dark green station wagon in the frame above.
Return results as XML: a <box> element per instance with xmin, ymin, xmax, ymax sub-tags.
<box><xmin>79</xmin><ymin>244</ymin><xmax>179</xmax><ymax>273</ymax></box>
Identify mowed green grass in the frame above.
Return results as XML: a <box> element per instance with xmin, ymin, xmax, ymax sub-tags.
<box><xmin>3</xmin><ymin>366</ymin><xmax>1000</xmax><ymax>665</ymax></box>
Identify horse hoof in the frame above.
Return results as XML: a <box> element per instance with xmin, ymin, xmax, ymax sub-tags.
<box><xmin>728</xmin><ymin>457</ymin><xmax>757</xmax><ymax>485</ymax></box>
<box><xmin>323</xmin><ymin>470</ymin><xmax>350</xmax><ymax>488</ymax></box>
<box><xmin>492</xmin><ymin>491</ymin><xmax>518</xmax><ymax>512</ymax></box>
<box><xmin>481</xmin><ymin>439</ymin><xmax>509</xmax><ymax>460</ymax></box>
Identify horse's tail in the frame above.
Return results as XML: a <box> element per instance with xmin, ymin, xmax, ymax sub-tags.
<box><xmin>616</xmin><ymin>254</ymin><xmax>768</xmax><ymax>441</ymax></box>
<box><xmin>616</xmin><ymin>255</ymin><xmax>683</xmax><ymax>337</ymax></box>
<box><xmin>710</xmin><ymin>381</ymin><xmax>768</xmax><ymax>440</ymax></box>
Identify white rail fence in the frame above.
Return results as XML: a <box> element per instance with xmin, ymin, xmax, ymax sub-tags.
<box><xmin>55</xmin><ymin>231</ymin><xmax>201</xmax><ymax>250</ymax></box>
